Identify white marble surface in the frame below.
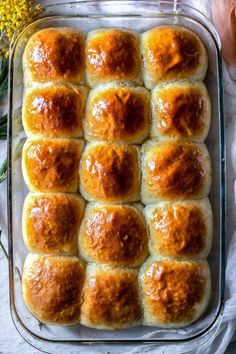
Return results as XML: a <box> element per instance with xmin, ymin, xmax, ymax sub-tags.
<box><xmin>1</xmin><ymin>1</ymin><xmax>236</xmax><ymax>353</ymax></box>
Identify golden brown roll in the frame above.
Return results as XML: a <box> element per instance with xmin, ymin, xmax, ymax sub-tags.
<box><xmin>22</xmin><ymin>254</ymin><xmax>85</xmax><ymax>325</ymax></box>
<box><xmin>23</xmin><ymin>28</ymin><xmax>85</xmax><ymax>86</ymax></box>
<box><xmin>22</xmin><ymin>138</ymin><xmax>84</xmax><ymax>193</ymax></box>
<box><xmin>22</xmin><ymin>193</ymin><xmax>85</xmax><ymax>255</ymax></box>
<box><xmin>84</xmin><ymin>84</ymin><xmax>150</xmax><ymax>143</ymax></box>
<box><xmin>141</xmin><ymin>140</ymin><xmax>211</xmax><ymax>203</ymax></box>
<box><xmin>79</xmin><ymin>204</ymin><xmax>148</xmax><ymax>267</ymax></box>
<box><xmin>151</xmin><ymin>80</ymin><xmax>211</xmax><ymax>142</ymax></box>
<box><xmin>86</xmin><ymin>28</ymin><xmax>142</xmax><ymax>87</ymax></box>
<box><xmin>141</xmin><ymin>26</ymin><xmax>208</xmax><ymax>89</ymax></box>
<box><xmin>144</xmin><ymin>199</ymin><xmax>213</xmax><ymax>259</ymax></box>
<box><xmin>22</xmin><ymin>84</ymin><xmax>88</xmax><ymax>138</ymax></box>
<box><xmin>80</xmin><ymin>264</ymin><xmax>142</xmax><ymax>329</ymax></box>
<box><xmin>79</xmin><ymin>143</ymin><xmax>140</xmax><ymax>203</ymax></box>
<box><xmin>140</xmin><ymin>258</ymin><xmax>211</xmax><ymax>327</ymax></box>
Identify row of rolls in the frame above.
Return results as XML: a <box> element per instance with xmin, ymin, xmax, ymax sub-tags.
<box><xmin>23</xmin><ymin>80</ymin><xmax>210</xmax><ymax>142</ymax></box>
<box><xmin>21</xmin><ymin>25</ymin><xmax>212</xmax><ymax>329</ymax></box>
<box><xmin>22</xmin><ymin>139</ymin><xmax>211</xmax><ymax>202</ymax></box>
<box><xmin>23</xmin><ymin>26</ymin><xmax>207</xmax><ymax>89</ymax></box>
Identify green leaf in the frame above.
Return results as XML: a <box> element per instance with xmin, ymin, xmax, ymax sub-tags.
<box><xmin>0</xmin><ymin>59</ymin><xmax>8</xmax><ymax>97</ymax></box>
<box><xmin>0</xmin><ymin>108</ymin><xmax>24</xmax><ymax>141</ymax></box>
<box><xmin>0</xmin><ymin>158</ymin><xmax>7</xmax><ymax>184</ymax></box>
<box><xmin>0</xmin><ymin>114</ymin><xmax>7</xmax><ymax>139</ymax></box>
<box><xmin>0</xmin><ymin>114</ymin><xmax>7</xmax><ymax>126</ymax></box>
<box><xmin>0</xmin><ymin>137</ymin><xmax>26</xmax><ymax>184</ymax></box>
<box><xmin>0</xmin><ymin>75</ymin><xmax>8</xmax><ymax>97</ymax></box>
<box><xmin>0</xmin><ymin>230</ymin><xmax>8</xmax><ymax>260</ymax></box>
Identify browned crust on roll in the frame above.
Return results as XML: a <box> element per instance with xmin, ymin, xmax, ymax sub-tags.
<box><xmin>81</xmin><ymin>266</ymin><xmax>142</xmax><ymax>329</ymax></box>
<box><xmin>22</xmin><ymin>138</ymin><xmax>84</xmax><ymax>192</ymax></box>
<box><xmin>80</xmin><ymin>143</ymin><xmax>139</xmax><ymax>202</ymax></box>
<box><xmin>86</xmin><ymin>29</ymin><xmax>141</xmax><ymax>82</ymax></box>
<box><xmin>85</xmin><ymin>85</ymin><xmax>150</xmax><ymax>143</ymax></box>
<box><xmin>25</xmin><ymin>28</ymin><xmax>85</xmax><ymax>82</ymax></box>
<box><xmin>23</xmin><ymin>85</ymin><xmax>87</xmax><ymax>137</ymax></box>
<box><xmin>147</xmin><ymin>204</ymin><xmax>207</xmax><ymax>258</ymax></box>
<box><xmin>141</xmin><ymin>260</ymin><xmax>208</xmax><ymax>325</ymax></box>
<box><xmin>22</xmin><ymin>254</ymin><xmax>85</xmax><ymax>324</ymax></box>
<box><xmin>144</xmin><ymin>142</ymin><xmax>208</xmax><ymax>200</ymax></box>
<box><xmin>152</xmin><ymin>83</ymin><xmax>209</xmax><ymax>140</ymax></box>
<box><xmin>23</xmin><ymin>193</ymin><xmax>85</xmax><ymax>255</ymax></box>
<box><xmin>79</xmin><ymin>205</ymin><xmax>148</xmax><ymax>267</ymax></box>
<box><xmin>143</xmin><ymin>27</ymin><xmax>203</xmax><ymax>82</ymax></box>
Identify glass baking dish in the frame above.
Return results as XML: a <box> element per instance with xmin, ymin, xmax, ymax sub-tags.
<box><xmin>7</xmin><ymin>1</ymin><xmax>225</xmax><ymax>352</ymax></box>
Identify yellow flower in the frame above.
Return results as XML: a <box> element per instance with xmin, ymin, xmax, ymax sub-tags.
<box><xmin>0</xmin><ymin>0</ymin><xmax>44</xmax><ymax>57</ymax></box>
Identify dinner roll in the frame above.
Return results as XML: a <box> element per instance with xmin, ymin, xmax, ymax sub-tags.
<box><xmin>79</xmin><ymin>204</ymin><xmax>148</xmax><ymax>267</ymax></box>
<box><xmin>22</xmin><ymin>193</ymin><xmax>85</xmax><ymax>255</ymax></box>
<box><xmin>141</xmin><ymin>26</ymin><xmax>208</xmax><ymax>89</ymax></box>
<box><xmin>22</xmin><ymin>84</ymin><xmax>88</xmax><ymax>138</ymax></box>
<box><xmin>140</xmin><ymin>258</ymin><xmax>211</xmax><ymax>327</ymax></box>
<box><xmin>22</xmin><ymin>254</ymin><xmax>85</xmax><ymax>325</ymax></box>
<box><xmin>86</xmin><ymin>28</ymin><xmax>142</xmax><ymax>87</ymax></box>
<box><xmin>144</xmin><ymin>198</ymin><xmax>213</xmax><ymax>259</ymax></box>
<box><xmin>79</xmin><ymin>142</ymin><xmax>140</xmax><ymax>203</ymax></box>
<box><xmin>80</xmin><ymin>264</ymin><xmax>142</xmax><ymax>329</ymax></box>
<box><xmin>151</xmin><ymin>80</ymin><xmax>211</xmax><ymax>142</ymax></box>
<box><xmin>84</xmin><ymin>83</ymin><xmax>150</xmax><ymax>143</ymax></box>
<box><xmin>22</xmin><ymin>138</ymin><xmax>84</xmax><ymax>193</ymax></box>
<box><xmin>23</xmin><ymin>28</ymin><xmax>85</xmax><ymax>87</ymax></box>
<box><xmin>141</xmin><ymin>140</ymin><xmax>211</xmax><ymax>203</ymax></box>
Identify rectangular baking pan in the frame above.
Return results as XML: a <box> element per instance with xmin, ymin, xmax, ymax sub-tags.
<box><xmin>7</xmin><ymin>1</ymin><xmax>225</xmax><ymax>352</ymax></box>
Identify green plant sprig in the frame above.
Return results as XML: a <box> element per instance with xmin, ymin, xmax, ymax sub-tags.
<box><xmin>0</xmin><ymin>59</ymin><xmax>8</xmax><ymax>97</ymax></box>
<box><xmin>0</xmin><ymin>158</ymin><xmax>7</xmax><ymax>183</ymax></box>
<box><xmin>0</xmin><ymin>114</ymin><xmax>7</xmax><ymax>139</ymax></box>
<box><xmin>0</xmin><ymin>58</ymin><xmax>8</xmax><ymax>182</ymax></box>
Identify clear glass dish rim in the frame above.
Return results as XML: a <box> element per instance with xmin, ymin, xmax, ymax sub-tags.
<box><xmin>7</xmin><ymin>0</ymin><xmax>226</xmax><ymax>347</ymax></box>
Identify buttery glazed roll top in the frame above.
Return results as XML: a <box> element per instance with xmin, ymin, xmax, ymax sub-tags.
<box><xmin>141</xmin><ymin>140</ymin><xmax>211</xmax><ymax>203</ymax></box>
<box><xmin>23</xmin><ymin>84</ymin><xmax>88</xmax><ymax>138</ymax></box>
<box><xmin>22</xmin><ymin>254</ymin><xmax>85</xmax><ymax>325</ymax></box>
<box><xmin>22</xmin><ymin>138</ymin><xmax>84</xmax><ymax>193</ymax></box>
<box><xmin>151</xmin><ymin>80</ymin><xmax>211</xmax><ymax>142</ymax></box>
<box><xmin>23</xmin><ymin>28</ymin><xmax>85</xmax><ymax>86</ymax></box>
<box><xmin>22</xmin><ymin>193</ymin><xmax>85</xmax><ymax>255</ymax></box>
<box><xmin>86</xmin><ymin>28</ymin><xmax>142</xmax><ymax>86</ymax></box>
<box><xmin>84</xmin><ymin>84</ymin><xmax>150</xmax><ymax>143</ymax></box>
<box><xmin>79</xmin><ymin>204</ymin><xmax>148</xmax><ymax>267</ymax></box>
<box><xmin>79</xmin><ymin>143</ymin><xmax>140</xmax><ymax>203</ymax></box>
<box><xmin>144</xmin><ymin>199</ymin><xmax>213</xmax><ymax>259</ymax></box>
<box><xmin>142</xmin><ymin>26</ymin><xmax>208</xmax><ymax>88</ymax></box>
<box><xmin>140</xmin><ymin>259</ymin><xmax>211</xmax><ymax>327</ymax></box>
<box><xmin>80</xmin><ymin>264</ymin><xmax>142</xmax><ymax>329</ymax></box>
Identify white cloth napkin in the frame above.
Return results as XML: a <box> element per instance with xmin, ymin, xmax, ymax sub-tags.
<box><xmin>0</xmin><ymin>1</ymin><xmax>236</xmax><ymax>353</ymax></box>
